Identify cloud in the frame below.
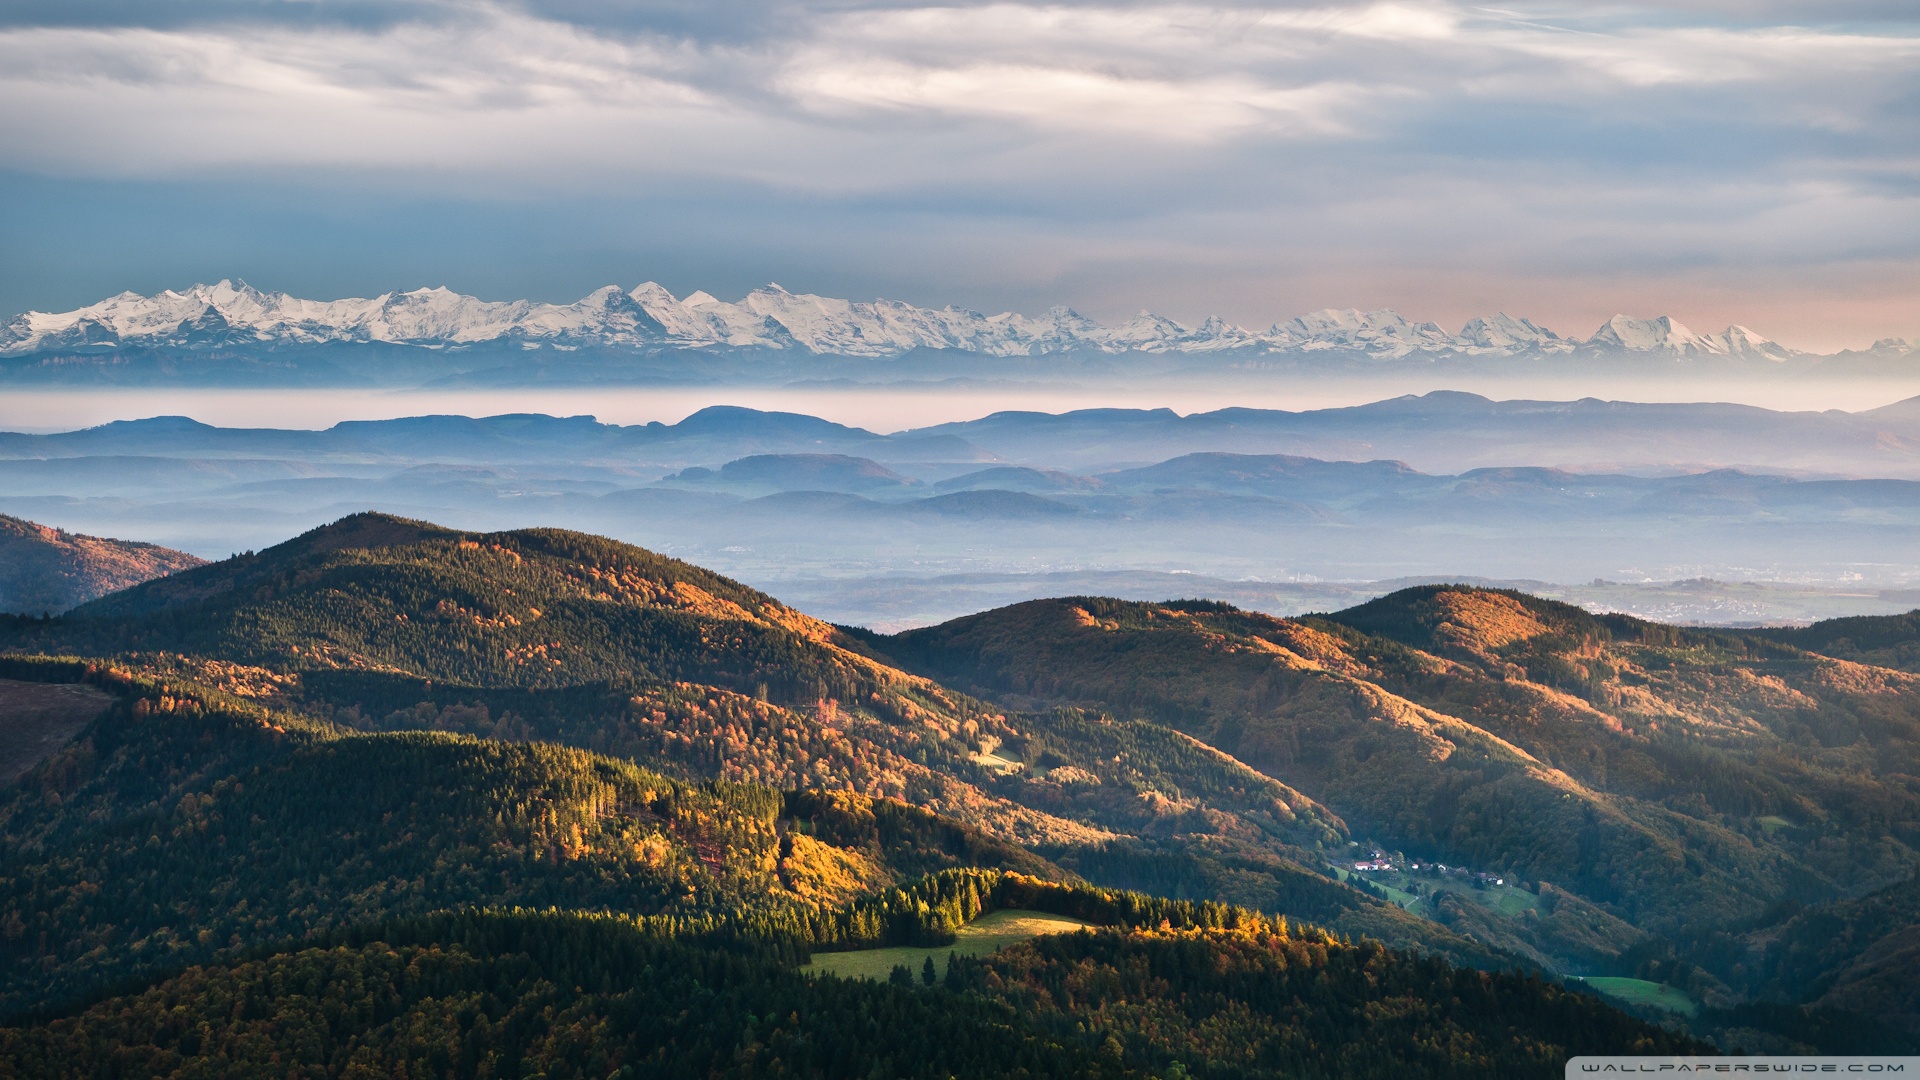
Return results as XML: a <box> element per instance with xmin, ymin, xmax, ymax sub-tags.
<box><xmin>0</xmin><ymin>1</ymin><xmax>1915</xmax><ymax>349</ymax></box>
<box><xmin>4</xmin><ymin>2</ymin><xmax>1910</xmax><ymax>173</ymax></box>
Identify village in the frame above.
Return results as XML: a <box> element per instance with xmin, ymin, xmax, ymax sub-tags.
<box><xmin>1347</xmin><ymin>849</ymin><xmax>1506</xmax><ymax>888</ymax></box>
<box><xmin>1327</xmin><ymin>845</ymin><xmax>1541</xmax><ymax>924</ymax></box>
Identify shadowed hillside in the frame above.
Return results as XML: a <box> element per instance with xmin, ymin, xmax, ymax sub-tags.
<box><xmin>1758</xmin><ymin>610</ymin><xmax>1920</xmax><ymax>673</ymax></box>
<box><xmin>878</xmin><ymin>585</ymin><xmax>1920</xmax><ymax>1027</ymax></box>
<box><xmin>5</xmin><ymin>517</ymin><xmax>1912</xmax><ymax>1054</ymax></box>
<box><xmin>0</xmin><ymin>516</ymin><xmax>1490</xmax><ymax>971</ymax></box>
<box><xmin>0</xmin><ymin>515</ymin><xmax>204</xmax><ymax>616</ymax></box>
<box><xmin>0</xmin><ymin>660</ymin><xmax>1061</xmax><ymax>1014</ymax></box>
<box><xmin>0</xmin><ymin>656</ymin><xmax>1703</xmax><ymax>1076</ymax></box>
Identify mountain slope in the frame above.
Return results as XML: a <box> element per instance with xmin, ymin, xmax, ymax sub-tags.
<box><xmin>7</xmin><ymin>514</ymin><xmax>1104</xmax><ymax>845</ymax></box>
<box><xmin>51</xmin><ymin>513</ymin><xmax>936</xmax><ymax>701</ymax></box>
<box><xmin>3</xmin><ymin>515</ymin><xmax>1498</xmax><ymax>967</ymax></box>
<box><xmin>1759</xmin><ymin>610</ymin><xmax>1920</xmax><ymax>673</ymax></box>
<box><xmin>876</xmin><ymin>588</ymin><xmax>1920</xmax><ymax>979</ymax></box>
<box><xmin>0</xmin><ymin>657</ymin><xmax>1704</xmax><ymax>1072</ymax></box>
<box><xmin>1317</xmin><ymin>589</ymin><xmax>1920</xmax><ymax>887</ymax></box>
<box><xmin>0</xmin><ymin>520</ymin><xmax>1891</xmax><ymax>1058</ymax></box>
<box><xmin>0</xmin><ymin>515</ymin><xmax>204</xmax><ymax>615</ymax></box>
<box><xmin>1747</xmin><ymin>868</ymin><xmax>1920</xmax><ymax>1033</ymax></box>
<box><xmin>0</xmin><ymin>660</ymin><xmax>1065</xmax><ymax>1014</ymax></box>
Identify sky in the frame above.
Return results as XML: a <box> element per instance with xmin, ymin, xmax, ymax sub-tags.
<box><xmin>1</xmin><ymin>1</ymin><xmax>1917</xmax><ymax>352</ymax></box>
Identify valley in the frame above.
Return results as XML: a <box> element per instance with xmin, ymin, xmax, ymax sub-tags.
<box><xmin>0</xmin><ymin>511</ymin><xmax>1913</xmax><ymax>1070</ymax></box>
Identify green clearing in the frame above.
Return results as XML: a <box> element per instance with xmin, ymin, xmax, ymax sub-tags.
<box><xmin>802</xmin><ymin>909</ymin><xmax>1092</xmax><ymax>981</ymax></box>
<box><xmin>1377</xmin><ymin>882</ymin><xmax>1420</xmax><ymax>908</ymax></box>
<box><xmin>969</xmin><ymin>748</ymin><xmax>1025</xmax><ymax>775</ymax></box>
<box><xmin>1493</xmin><ymin>887</ymin><xmax>1541</xmax><ymax>916</ymax></box>
<box><xmin>1335</xmin><ymin>866</ymin><xmax>1539</xmax><ymax>918</ymax></box>
<box><xmin>1579</xmin><ymin>977</ymin><xmax>1697</xmax><ymax>1017</ymax></box>
<box><xmin>1757</xmin><ymin>815</ymin><xmax>1792</xmax><ymax>835</ymax></box>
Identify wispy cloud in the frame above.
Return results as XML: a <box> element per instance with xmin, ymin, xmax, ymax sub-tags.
<box><xmin>0</xmin><ymin>1</ymin><xmax>1914</xmax><ymax>349</ymax></box>
<box><xmin>4</xmin><ymin>2</ymin><xmax>1909</xmax><ymax>169</ymax></box>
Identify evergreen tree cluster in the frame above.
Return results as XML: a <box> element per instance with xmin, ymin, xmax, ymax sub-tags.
<box><xmin>0</xmin><ymin>905</ymin><xmax>1703</xmax><ymax>1079</ymax></box>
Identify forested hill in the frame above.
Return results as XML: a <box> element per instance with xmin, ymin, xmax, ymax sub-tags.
<box><xmin>48</xmin><ymin>511</ymin><xmax>872</xmax><ymax>698</ymax></box>
<box><xmin>0</xmin><ymin>658</ymin><xmax>1058</xmax><ymax>1014</ymax></box>
<box><xmin>1755</xmin><ymin>609</ymin><xmax>1920</xmax><ymax>673</ymax></box>
<box><xmin>0</xmin><ymin>907</ymin><xmax>1700</xmax><ymax>1079</ymax></box>
<box><xmin>0</xmin><ymin>514</ymin><xmax>204</xmax><ymax>616</ymax></box>
<box><xmin>878</xmin><ymin>586</ymin><xmax>1920</xmax><ymax>1035</ymax></box>
<box><xmin>0</xmin><ymin>514</ymin><xmax>1499</xmax><ymax>971</ymax></box>
<box><xmin>5</xmin><ymin>513</ymin><xmax>1050</xmax><ymax>829</ymax></box>
<box><xmin>0</xmin><ymin>659</ymin><xmax>1703</xmax><ymax>1076</ymax></box>
<box><xmin>3</xmin><ymin>514</ymin><xmax>1914</xmax><ymax>1059</ymax></box>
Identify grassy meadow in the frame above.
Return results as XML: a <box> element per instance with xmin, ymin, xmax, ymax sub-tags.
<box><xmin>803</xmin><ymin>909</ymin><xmax>1092</xmax><ymax>980</ymax></box>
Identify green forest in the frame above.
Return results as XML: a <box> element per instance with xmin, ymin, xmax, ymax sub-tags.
<box><xmin>0</xmin><ymin>906</ymin><xmax>1699</xmax><ymax>1080</ymax></box>
<box><xmin>1</xmin><ymin>513</ymin><xmax>1917</xmax><ymax>1071</ymax></box>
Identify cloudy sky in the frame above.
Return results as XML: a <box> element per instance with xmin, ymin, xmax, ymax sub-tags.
<box><xmin>1</xmin><ymin>1</ymin><xmax>1915</xmax><ymax>350</ymax></box>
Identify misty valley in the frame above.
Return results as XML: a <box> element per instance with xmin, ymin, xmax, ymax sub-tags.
<box><xmin>5</xmin><ymin>392</ymin><xmax>1920</xmax><ymax>630</ymax></box>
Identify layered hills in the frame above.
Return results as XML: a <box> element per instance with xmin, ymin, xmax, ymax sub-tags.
<box><xmin>0</xmin><ymin>515</ymin><xmax>1720</xmax><ymax>1074</ymax></box>
<box><xmin>875</xmin><ymin>587</ymin><xmax>1920</xmax><ymax>1027</ymax></box>
<box><xmin>6</xmin><ymin>398</ymin><xmax>1920</xmax><ymax>624</ymax></box>
<box><xmin>2</xmin><ymin>513</ymin><xmax>1918</xmax><ymax>1066</ymax></box>
<box><xmin>0</xmin><ymin>514</ymin><xmax>204</xmax><ymax>616</ymax></box>
<box><xmin>8</xmin><ymin>395</ymin><xmax>1918</xmax><ymax>477</ymax></box>
<box><xmin>0</xmin><ymin>515</ymin><xmax>1478</xmax><ymax>960</ymax></box>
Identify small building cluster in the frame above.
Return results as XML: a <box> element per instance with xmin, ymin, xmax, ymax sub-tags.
<box><xmin>1352</xmin><ymin>849</ymin><xmax>1395</xmax><ymax>872</ymax></box>
<box><xmin>1351</xmin><ymin>852</ymin><xmax>1505</xmax><ymax>886</ymax></box>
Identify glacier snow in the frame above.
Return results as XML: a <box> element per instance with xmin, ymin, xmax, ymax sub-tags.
<box><xmin>0</xmin><ymin>280</ymin><xmax>1806</xmax><ymax>361</ymax></box>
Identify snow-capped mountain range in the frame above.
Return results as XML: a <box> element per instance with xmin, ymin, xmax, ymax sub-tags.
<box><xmin>0</xmin><ymin>280</ymin><xmax>1828</xmax><ymax>361</ymax></box>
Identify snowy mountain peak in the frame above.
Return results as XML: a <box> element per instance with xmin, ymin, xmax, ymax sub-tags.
<box><xmin>1590</xmin><ymin>314</ymin><xmax>1707</xmax><ymax>353</ymax></box>
<box><xmin>1585</xmin><ymin>314</ymin><xmax>1798</xmax><ymax>361</ymax></box>
<box><xmin>1456</xmin><ymin>312</ymin><xmax>1563</xmax><ymax>351</ymax></box>
<box><xmin>0</xmin><ymin>284</ymin><xmax>1809</xmax><ymax>362</ymax></box>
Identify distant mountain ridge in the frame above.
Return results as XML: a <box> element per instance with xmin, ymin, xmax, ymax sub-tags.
<box><xmin>7</xmin><ymin>279</ymin><xmax>1897</xmax><ymax>366</ymax></box>
<box><xmin>7</xmin><ymin>395</ymin><xmax>1920</xmax><ymax>600</ymax></box>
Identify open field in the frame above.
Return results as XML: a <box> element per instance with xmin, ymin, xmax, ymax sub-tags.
<box><xmin>1579</xmin><ymin>977</ymin><xmax>1698</xmax><ymax>1017</ymax></box>
<box><xmin>0</xmin><ymin>678</ymin><xmax>110</xmax><ymax>785</ymax></box>
<box><xmin>802</xmin><ymin>909</ymin><xmax>1092</xmax><ymax>981</ymax></box>
<box><xmin>1335</xmin><ymin>865</ymin><xmax>1539</xmax><ymax>918</ymax></box>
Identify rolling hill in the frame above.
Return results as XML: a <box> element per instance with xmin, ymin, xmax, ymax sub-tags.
<box><xmin>0</xmin><ymin>515</ymin><xmax>1493</xmax><ymax>968</ymax></box>
<box><xmin>0</xmin><ymin>514</ymin><xmax>204</xmax><ymax>615</ymax></box>
<box><xmin>3</xmin><ymin>513</ymin><xmax>1915</xmax><ymax>1061</ymax></box>
<box><xmin>876</xmin><ymin>586</ymin><xmax>1920</xmax><ymax>1025</ymax></box>
<box><xmin>663</xmin><ymin>453</ymin><xmax>923</xmax><ymax>495</ymax></box>
<box><xmin>0</xmin><ymin>662</ymin><xmax>1700</xmax><ymax>1076</ymax></box>
<box><xmin>1760</xmin><ymin>610</ymin><xmax>1920</xmax><ymax>673</ymax></box>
